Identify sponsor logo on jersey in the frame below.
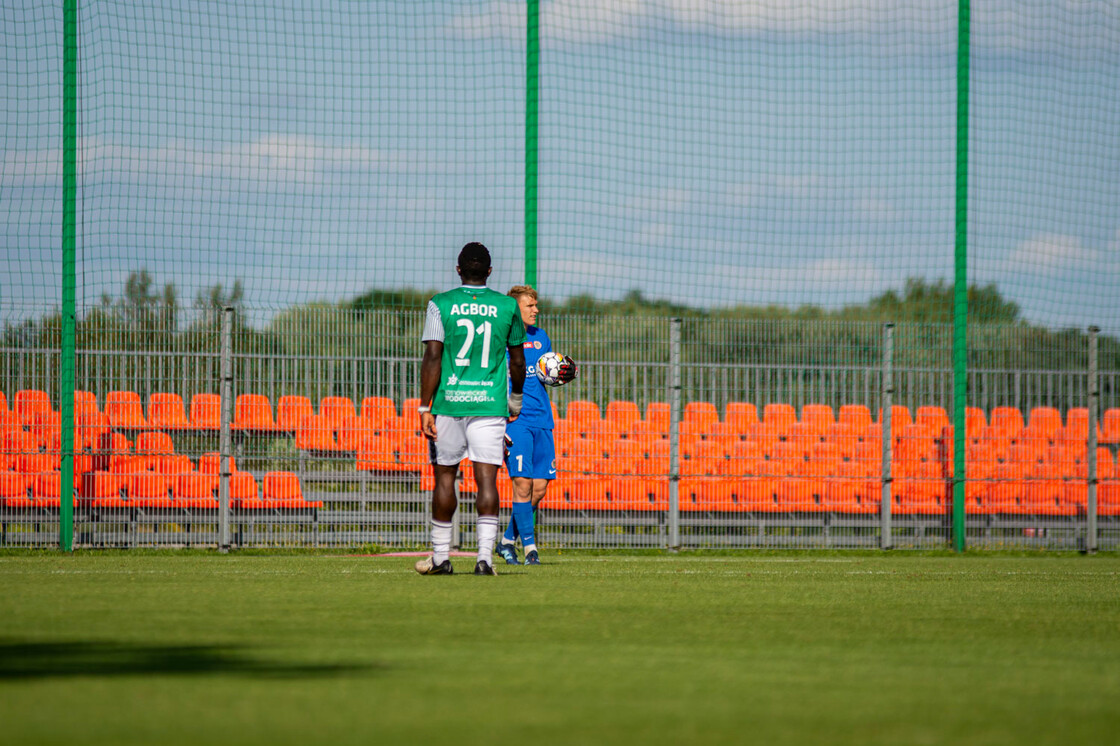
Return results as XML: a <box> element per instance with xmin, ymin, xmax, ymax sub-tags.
<box><xmin>444</xmin><ymin>390</ymin><xmax>491</xmax><ymax>403</ymax></box>
<box><xmin>447</xmin><ymin>373</ymin><xmax>459</xmax><ymax>386</ymax></box>
<box><xmin>450</xmin><ymin>302</ymin><xmax>498</xmax><ymax>318</ymax></box>
<box><xmin>534</xmin><ymin>341</ymin><xmax>542</xmax><ymax>349</ymax></box>
<box><xmin>523</xmin><ymin>341</ymin><xmax>534</xmax><ymax>348</ymax></box>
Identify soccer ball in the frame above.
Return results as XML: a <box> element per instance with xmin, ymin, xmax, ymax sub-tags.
<box><xmin>535</xmin><ymin>351</ymin><xmax>567</xmax><ymax>387</ymax></box>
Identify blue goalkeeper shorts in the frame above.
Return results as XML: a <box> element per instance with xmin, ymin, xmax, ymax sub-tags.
<box><xmin>504</xmin><ymin>420</ymin><xmax>556</xmax><ymax>480</ymax></box>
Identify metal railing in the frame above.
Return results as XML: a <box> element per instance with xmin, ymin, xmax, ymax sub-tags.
<box><xmin>1</xmin><ymin>316</ymin><xmax>1117</xmax><ymax>551</ymax></box>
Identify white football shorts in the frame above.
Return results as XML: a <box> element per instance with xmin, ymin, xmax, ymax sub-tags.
<box><xmin>431</xmin><ymin>415</ymin><xmax>507</xmax><ymax>466</ymax></box>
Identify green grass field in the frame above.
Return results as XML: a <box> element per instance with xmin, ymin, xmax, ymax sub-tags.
<box><xmin>1</xmin><ymin>551</ymin><xmax>1118</xmax><ymax>745</ymax></box>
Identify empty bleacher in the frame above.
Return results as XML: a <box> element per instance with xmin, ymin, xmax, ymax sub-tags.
<box><xmin>1</xmin><ymin>388</ymin><xmax>1118</xmax><ymax>546</ymax></box>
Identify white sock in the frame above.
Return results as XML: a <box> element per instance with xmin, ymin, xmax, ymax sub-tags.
<box><xmin>431</xmin><ymin>519</ymin><xmax>452</xmax><ymax>564</ymax></box>
<box><xmin>476</xmin><ymin>515</ymin><xmax>499</xmax><ymax>565</ymax></box>
<box><xmin>524</xmin><ymin>542</ymin><xmax>537</xmax><ymax>555</ymax></box>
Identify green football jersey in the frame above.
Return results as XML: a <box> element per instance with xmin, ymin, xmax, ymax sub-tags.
<box><xmin>427</xmin><ymin>286</ymin><xmax>526</xmax><ymax>417</ymax></box>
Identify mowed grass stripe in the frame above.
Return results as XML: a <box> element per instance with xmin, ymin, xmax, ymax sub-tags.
<box><xmin>0</xmin><ymin>554</ymin><xmax>1117</xmax><ymax>746</ymax></box>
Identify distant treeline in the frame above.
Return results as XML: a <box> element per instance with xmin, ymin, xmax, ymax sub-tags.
<box><xmin>4</xmin><ymin>272</ymin><xmax>1118</xmax><ymax>374</ymax></box>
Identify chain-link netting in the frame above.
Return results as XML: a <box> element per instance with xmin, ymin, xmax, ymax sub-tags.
<box><xmin>2</xmin><ymin>1</ymin><xmax>1119</xmax><ymax>549</ymax></box>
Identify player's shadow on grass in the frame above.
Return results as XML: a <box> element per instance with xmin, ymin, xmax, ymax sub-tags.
<box><xmin>0</xmin><ymin>640</ymin><xmax>380</xmax><ymax>680</ymax></box>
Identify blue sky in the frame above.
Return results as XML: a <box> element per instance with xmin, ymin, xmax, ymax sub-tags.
<box><xmin>2</xmin><ymin>0</ymin><xmax>1119</xmax><ymax>332</ymax></box>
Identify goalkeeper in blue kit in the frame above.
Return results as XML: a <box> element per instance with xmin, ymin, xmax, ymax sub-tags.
<box><xmin>497</xmin><ymin>285</ymin><xmax>577</xmax><ymax>565</ymax></box>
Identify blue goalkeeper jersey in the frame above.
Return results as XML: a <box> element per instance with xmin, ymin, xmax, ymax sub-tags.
<box><xmin>512</xmin><ymin>325</ymin><xmax>554</xmax><ymax>430</ymax></box>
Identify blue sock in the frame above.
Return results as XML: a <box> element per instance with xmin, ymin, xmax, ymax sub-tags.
<box><xmin>512</xmin><ymin>501</ymin><xmax>535</xmax><ymax>552</ymax></box>
<box><xmin>502</xmin><ymin>514</ymin><xmax>518</xmax><ymax>545</ymax></box>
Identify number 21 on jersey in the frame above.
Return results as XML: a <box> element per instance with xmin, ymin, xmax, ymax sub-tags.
<box><xmin>454</xmin><ymin>319</ymin><xmax>492</xmax><ymax>367</ymax></box>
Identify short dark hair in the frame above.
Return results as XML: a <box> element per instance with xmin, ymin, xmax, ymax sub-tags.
<box><xmin>457</xmin><ymin>242</ymin><xmax>491</xmax><ymax>282</ymax></box>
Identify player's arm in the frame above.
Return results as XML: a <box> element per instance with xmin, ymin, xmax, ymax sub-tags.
<box><xmin>419</xmin><ymin>340</ymin><xmax>442</xmax><ymax>439</ymax></box>
<box><xmin>507</xmin><ymin>344</ymin><xmax>526</xmax><ymax>420</ymax></box>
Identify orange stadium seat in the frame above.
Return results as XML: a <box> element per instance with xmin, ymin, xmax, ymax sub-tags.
<box><xmin>824</xmin><ymin>422</ymin><xmax>859</xmax><ymax>460</ymax></box>
<box><xmin>1102</xmin><ymin>408</ymin><xmax>1120</xmax><ymax>445</ymax></box>
<box><xmin>356</xmin><ymin>433</ymin><xmax>397</xmax><ymax>472</ymax></box>
<box><xmin>965</xmin><ymin>407</ymin><xmax>987</xmax><ymax>442</ymax></box>
<box><xmin>296</xmin><ymin>414</ymin><xmax>337</xmax><ymax>452</ymax></box>
<box><xmin>602</xmin><ymin>438</ymin><xmax>644</xmax><ymax>476</ymax></box>
<box><xmin>747</xmin><ymin>422</ymin><xmax>780</xmax><ymax>457</ymax></box>
<box><xmin>725</xmin><ymin>402</ymin><xmax>759</xmax><ymax>434</ymax></box>
<box><xmin>0</xmin><ymin>409</ymin><xmax>19</xmax><ymax>436</ymax></box>
<box><xmin>232</xmin><ymin>394</ymin><xmax>278</xmax><ymax>433</ymax></box>
<box><xmin>400</xmin><ymin>398</ymin><xmax>421</xmax><ymax>423</ymax></box>
<box><xmin>29</xmin><ymin>411</ymin><xmax>61</xmax><ymax>451</ymax></box>
<box><xmin>877</xmin><ymin>405</ymin><xmax>912</xmax><ymax>430</ymax></box>
<box><xmin>785</xmin><ymin>421</ymin><xmax>821</xmax><ymax>459</ymax></box>
<box><xmin>915</xmin><ymin>406</ymin><xmax>950</xmax><ymax>433</ymax></box>
<box><xmin>987</xmin><ymin>406</ymin><xmax>1025</xmax><ymax>440</ymax></box>
<box><xmin>762</xmin><ymin>403</ymin><xmax>796</xmax><ymax>431</ymax></box>
<box><xmin>276</xmin><ymin>395</ymin><xmax>315</xmax><ymax>432</ymax></box>
<box><xmin>198</xmin><ymin>452</ymin><xmax>237</xmax><ymax>475</ymax></box>
<box><xmin>335</xmin><ymin>415</ymin><xmax>375</xmax><ymax>453</ymax></box>
<box><xmin>704</xmin><ymin>421</ymin><xmax>740</xmax><ymax>449</ymax></box>
<box><xmin>1058</xmin><ymin>408</ymin><xmax>1090</xmax><ymax>443</ymax></box>
<box><xmin>894</xmin><ymin>423</ymin><xmax>938</xmax><ymax>463</ymax></box>
<box><xmin>14</xmin><ymin>389</ymin><xmax>52</xmax><ymax>427</ymax></box>
<box><xmin>73</xmin><ymin>390</ymin><xmax>99</xmax><ymax>420</ymax></box>
<box><xmin>566</xmin><ymin>400</ymin><xmax>602</xmax><ymax>425</ymax></box>
<box><xmin>77</xmin><ymin>411</ymin><xmax>112</xmax><ymax>452</ymax></box>
<box><xmin>240</xmin><ymin>471</ymin><xmax>321</xmax><ymax>509</ymax></box>
<box><xmin>829</xmin><ymin>458</ymin><xmax>879</xmax><ymax>514</ymax></box>
<box><xmin>189</xmin><ymin>393</ymin><xmax>221</xmax><ymax>431</ymax></box>
<box><xmin>319</xmin><ymin>396</ymin><xmax>357</xmax><ymax>432</ymax></box>
<box><xmin>1099</xmin><ymin>450</ymin><xmax>1120</xmax><ymax>516</ymax></box>
<box><xmin>644</xmin><ymin>402</ymin><xmax>670</xmax><ymax>430</ymax></box>
<box><xmin>605</xmin><ymin>401</ymin><xmax>641</xmax><ymax>430</ymax></box>
<box><xmin>683</xmin><ymin>401</ymin><xmax>719</xmax><ymax>427</ymax></box>
<box><xmin>173</xmin><ymin>472</ymin><xmax>218</xmax><ymax>508</ymax></box>
<box><xmin>105</xmin><ymin>391</ymin><xmax>148</xmax><ymax>430</ymax></box>
<box><xmin>392</xmin><ymin>426</ymin><xmax>429</xmax><ymax>473</ymax></box>
<box><xmin>628</xmin><ymin>419</ymin><xmax>668</xmax><ymax>447</ymax></box>
<box><xmin>147</xmin><ymin>393</ymin><xmax>191</xmax><ymax>431</ymax></box>
<box><xmin>136</xmin><ymin>431</ymin><xmax>174</xmax><ymax>456</ymax></box>
<box><xmin>801</xmin><ymin>403</ymin><xmax>835</xmax><ymax>432</ymax></box>
<box><xmin>126</xmin><ymin>472</ymin><xmax>173</xmax><ymax>508</ymax></box>
<box><xmin>0</xmin><ymin>391</ymin><xmax>7</xmax><ymax>414</ymax></box>
<box><xmin>0</xmin><ymin>468</ymin><xmax>33</xmax><ymax>507</ymax></box>
<box><xmin>586</xmin><ymin>417</ymin><xmax>624</xmax><ymax>442</ymax></box>
<box><xmin>838</xmin><ymin>404</ymin><xmax>872</xmax><ymax>430</ymax></box>
<box><xmin>30</xmin><ymin>469</ymin><xmax>62</xmax><ymax>508</ymax></box>
<box><xmin>1028</xmin><ymin>407</ymin><xmax>1062</xmax><ymax>438</ymax></box>
<box><xmin>151</xmin><ymin>451</ymin><xmax>191</xmax><ymax>472</ymax></box>
<box><xmin>892</xmin><ymin>460</ymin><xmax>946</xmax><ymax>515</ymax></box>
<box><xmin>360</xmin><ymin>396</ymin><xmax>398</xmax><ymax>428</ymax></box>
<box><xmin>229</xmin><ymin>472</ymin><xmax>259</xmax><ymax>505</ymax></box>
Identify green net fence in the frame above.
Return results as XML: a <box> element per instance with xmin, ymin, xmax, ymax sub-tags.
<box><xmin>2</xmin><ymin>1</ymin><xmax>1119</xmax><ymax>550</ymax></box>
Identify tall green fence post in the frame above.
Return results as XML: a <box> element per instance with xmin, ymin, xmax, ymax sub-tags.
<box><xmin>951</xmin><ymin>0</ymin><xmax>971</xmax><ymax>553</ymax></box>
<box><xmin>524</xmin><ymin>0</ymin><xmax>539</xmax><ymax>288</ymax></box>
<box><xmin>60</xmin><ymin>0</ymin><xmax>79</xmax><ymax>551</ymax></box>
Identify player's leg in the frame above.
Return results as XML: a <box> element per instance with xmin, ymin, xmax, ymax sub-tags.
<box><xmin>499</xmin><ymin>419</ymin><xmax>533</xmax><ymax>564</ymax></box>
<box><xmin>506</xmin><ymin>476</ymin><xmax>534</xmax><ymax>563</ymax></box>
<box><xmin>519</xmin><ymin>429</ymin><xmax>555</xmax><ymax>565</ymax></box>
<box><xmin>416</xmin><ymin>416</ymin><xmax>466</xmax><ymax>576</ymax></box>
<box><xmin>465</xmin><ymin>416</ymin><xmax>507</xmax><ymax>575</ymax></box>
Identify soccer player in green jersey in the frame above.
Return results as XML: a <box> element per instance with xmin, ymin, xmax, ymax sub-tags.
<box><xmin>415</xmin><ymin>242</ymin><xmax>527</xmax><ymax>576</ymax></box>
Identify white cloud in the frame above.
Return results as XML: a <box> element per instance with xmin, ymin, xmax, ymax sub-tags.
<box><xmin>196</xmin><ymin>135</ymin><xmax>382</xmax><ymax>182</ymax></box>
<box><xmin>449</xmin><ymin>0</ymin><xmax>957</xmax><ymax>45</ymax></box>
<box><xmin>1008</xmin><ymin>232</ymin><xmax>1099</xmax><ymax>272</ymax></box>
<box><xmin>1</xmin><ymin>135</ymin><xmax>388</xmax><ymax>189</ymax></box>
<box><xmin>0</xmin><ymin>148</ymin><xmax>60</xmax><ymax>186</ymax></box>
<box><xmin>624</xmin><ymin>187</ymin><xmax>694</xmax><ymax>214</ymax></box>
<box><xmin>447</xmin><ymin>0</ymin><xmax>1119</xmax><ymax>49</ymax></box>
